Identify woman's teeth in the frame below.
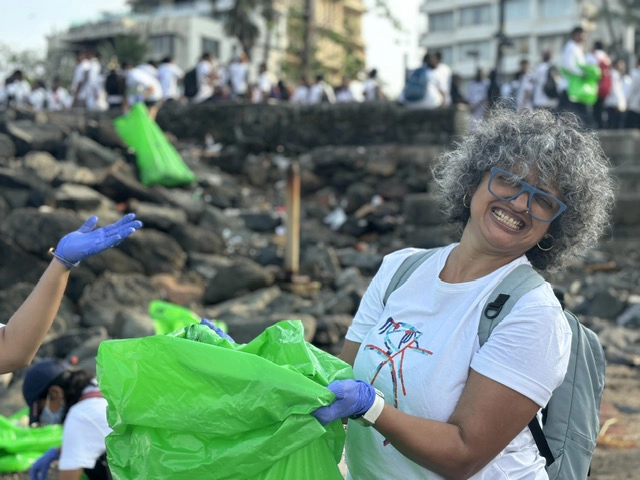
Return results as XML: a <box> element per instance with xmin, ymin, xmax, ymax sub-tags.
<box><xmin>492</xmin><ymin>209</ymin><xmax>524</xmax><ymax>230</ymax></box>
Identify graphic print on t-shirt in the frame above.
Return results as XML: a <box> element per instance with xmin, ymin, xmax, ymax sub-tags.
<box><xmin>365</xmin><ymin>317</ymin><xmax>433</xmax><ymax>408</ymax></box>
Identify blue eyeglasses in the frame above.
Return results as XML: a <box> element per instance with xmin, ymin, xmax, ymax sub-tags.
<box><xmin>487</xmin><ymin>167</ymin><xmax>567</xmax><ymax>222</ymax></box>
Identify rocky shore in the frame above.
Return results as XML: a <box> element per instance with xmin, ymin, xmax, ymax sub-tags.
<box><xmin>0</xmin><ymin>102</ymin><xmax>638</xmax><ymax>478</ymax></box>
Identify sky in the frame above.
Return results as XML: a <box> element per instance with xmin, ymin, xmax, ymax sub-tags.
<box><xmin>0</xmin><ymin>0</ymin><xmax>422</xmax><ymax>96</ymax></box>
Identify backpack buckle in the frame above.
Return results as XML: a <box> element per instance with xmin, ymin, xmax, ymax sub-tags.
<box><xmin>484</xmin><ymin>294</ymin><xmax>510</xmax><ymax>319</ymax></box>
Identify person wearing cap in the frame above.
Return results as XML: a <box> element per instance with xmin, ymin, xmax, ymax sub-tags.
<box><xmin>0</xmin><ymin>214</ymin><xmax>142</xmax><ymax>374</ymax></box>
<box><xmin>23</xmin><ymin>358</ymin><xmax>111</xmax><ymax>480</ymax></box>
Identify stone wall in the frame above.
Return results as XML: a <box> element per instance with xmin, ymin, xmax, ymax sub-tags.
<box><xmin>155</xmin><ymin>101</ymin><xmax>467</xmax><ymax>151</ymax></box>
<box><xmin>42</xmin><ymin>102</ymin><xmax>640</xmax><ymax>232</ymax></box>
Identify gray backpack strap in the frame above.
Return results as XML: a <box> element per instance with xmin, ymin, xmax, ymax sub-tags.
<box><xmin>478</xmin><ymin>264</ymin><xmax>546</xmax><ymax>346</ymax></box>
<box><xmin>382</xmin><ymin>249</ymin><xmax>438</xmax><ymax>306</ymax></box>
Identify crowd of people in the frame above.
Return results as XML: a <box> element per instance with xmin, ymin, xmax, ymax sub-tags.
<box><xmin>0</xmin><ymin>48</ymin><xmax>386</xmax><ymax>121</ymax></box>
<box><xmin>401</xmin><ymin>26</ymin><xmax>640</xmax><ymax>132</ymax></box>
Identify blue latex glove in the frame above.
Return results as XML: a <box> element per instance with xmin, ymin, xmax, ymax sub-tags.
<box><xmin>30</xmin><ymin>447</ymin><xmax>59</xmax><ymax>480</ymax></box>
<box><xmin>53</xmin><ymin>214</ymin><xmax>142</xmax><ymax>267</ymax></box>
<box><xmin>312</xmin><ymin>379</ymin><xmax>376</xmax><ymax>426</ymax></box>
<box><xmin>200</xmin><ymin>318</ymin><xmax>234</xmax><ymax>342</ymax></box>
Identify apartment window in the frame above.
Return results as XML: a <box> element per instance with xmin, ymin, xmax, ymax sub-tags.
<box><xmin>459</xmin><ymin>4</ymin><xmax>492</xmax><ymax>26</ymax></box>
<box><xmin>509</xmin><ymin>36</ymin><xmax>530</xmax><ymax>55</ymax></box>
<box><xmin>429</xmin><ymin>12</ymin><xmax>454</xmax><ymax>32</ymax></box>
<box><xmin>459</xmin><ymin>40</ymin><xmax>492</xmax><ymax>62</ymax></box>
<box><xmin>201</xmin><ymin>37</ymin><xmax>220</xmax><ymax>59</ymax></box>
<box><xmin>437</xmin><ymin>46</ymin><xmax>454</xmax><ymax>65</ymax></box>
<box><xmin>538</xmin><ymin>0</ymin><xmax>576</xmax><ymax>18</ymax></box>
<box><xmin>537</xmin><ymin>34</ymin><xmax>566</xmax><ymax>59</ymax></box>
<box><xmin>150</xmin><ymin>34</ymin><xmax>175</xmax><ymax>58</ymax></box>
<box><xmin>505</xmin><ymin>0</ymin><xmax>529</xmax><ymax>21</ymax></box>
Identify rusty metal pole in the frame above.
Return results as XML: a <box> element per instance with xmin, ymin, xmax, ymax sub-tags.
<box><xmin>284</xmin><ymin>159</ymin><xmax>301</xmax><ymax>278</ymax></box>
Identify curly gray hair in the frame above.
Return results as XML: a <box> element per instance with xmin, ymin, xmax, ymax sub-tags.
<box><xmin>433</xmin><ymin>108</ymin><xmax>616</xmax><ymax>272</ymax></box>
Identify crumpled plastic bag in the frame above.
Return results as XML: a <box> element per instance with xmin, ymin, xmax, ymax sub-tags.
<box><xmin>113</xmin><ymin>102</ymin><xmax>196</xmax><ymax>187</ymax></box>
<box><xmin>97</xmin><ymin>320</ymin><xmax>352</xmax><ymax>479</ymax></box>
<box><xmin>0</xmin><ymin>409</ymin><xmax>62</xmax><ymax>473</ymax></box>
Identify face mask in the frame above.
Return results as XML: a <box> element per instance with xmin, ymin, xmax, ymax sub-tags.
<box><xmin>39</xmin><ymin>395</ymin><xmax>65</xmax><ymax>425</ymax></box>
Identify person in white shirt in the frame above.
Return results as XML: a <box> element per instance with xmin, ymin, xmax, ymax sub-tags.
<box><xmin>308</xmin><ymin>74</ymin><xmax>336</xmax><ymax>104</ymax></box>
<box><xmin>193</xmin><ymin>53</ymin><xmax>216</xmax><ymax>103</ymax></box>
<box><xmin>290</xmin><ymin>77</ymin><xmax>310</xmax><ymax>104</ymax></box>
<box><xmin>157</xmin><ymin>56</ymin><xmax>184</xmax><ymax>101</ymax></box>
<box><xmin>335</xmin><ymin>77</ymin><xmax>356</xmax><ymax>103</ymax></box>
<box><xmin>228</xmin><ymin>53</ymin><xmax>249</xmax><ymax>100</ymax></box>
<box><xmin>604</xmin><ymin>58</ymin><xmax>627</xmax><ymax>129</ymax></box>
<box><xmin>362</xmin><ymin>68</ymin><xmax>381</xmax><ymax>101</ymax></box>
<box><xmin>311</xmin><ymin>107</ymin><xmax>614</xmax><ymax>480</ymax></box>
<box><xmin>558</xmin><ymin>26</ymin><xmax>590</xmax><ymax>126</ymax></box>
<box><xmin>252</xmin><ymin>62</ymin><xmax>272</xmax><ymax>103</ymax></box>
<box><xmin>28</xmin><ymin>80</ymin><xmax>48</xmax><ymax>111</ymax></box>
<box><xmin>528</xmin><ymin>50</ymin><xmax>559</xmax><ymax>111</ymax></box>
<box><xmin>122</xmin><ymin>61</ymin><xmax>163</xmax><ymax>120</ymax></box>
<box><xmin>466</xmin><ymin>68</ymin><xmax>489</xmax><ymax>130</ymax></box>
<box><xmin>624</xmin><ymin>55</ymin><xmax>640</xmax><ymax>129</ymax></box>
<box><xmin>23</xmin><ymin>359</ymin><xmax>112</xmax><ymax>480</ymax></box>
<box><xmin>70</xmin><ymin>52</ymin><xmax>91</xmax><ymax>108</ymax></box>
<box><xmin>429</xmin><ymin>52</ymin><xmax>452</xmax><ymax>106</ymax></box>
<box><xmin>5</xmin><ymin>70</ymin><xmax>32</xmax><ymax>108</ymax></box>
<box><xmin>47</xmin><ymin>77</ymin><xmax>73</xmax><ymax>111</ymax></box>
<box><xmin>84</xmin><ymin>52</ymin><xmax>107</xmax><ymax>112</ymax></box>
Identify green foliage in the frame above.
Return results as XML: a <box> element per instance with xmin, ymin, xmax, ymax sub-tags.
<box><xmin>212</xmin><ymin>0</ymin><xmax>275</xmax><ymax>59</ymax></box>
<box><xmin>0</xmin><ymin>43</ymin><xmax>46</xmax><ymax>81</ymax></box>
<box><xmin>97</xmin><ymin>35</ymin><xmax>148</xmax><ymax>67</ymax></box>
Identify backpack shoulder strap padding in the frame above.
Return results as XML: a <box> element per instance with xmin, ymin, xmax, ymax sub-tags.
<box><xmin>478</xmin><ymin>264</ymin><xmax>545</xmax><ymax>346</ymax></box>
<box><xmin>382</xmin><ymin>249</ymin><xmax>438</xmax><ymax>306</ymax></box>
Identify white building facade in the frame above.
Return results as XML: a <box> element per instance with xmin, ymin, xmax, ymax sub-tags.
<box><xmin>419</xmin><ymin>0</ymin><xmax>636</xmax><ymax>81</ymax></box>
<box><xmin>46</xmin><ymin>0</ymin><xmax>289</xmax><ymax>84</ymax></box>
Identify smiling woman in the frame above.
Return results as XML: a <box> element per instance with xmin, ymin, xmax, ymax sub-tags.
<box><xmin>310</xmin><ymin>107</ymin><xmax>616</xmax><ymax>479</ymax></box>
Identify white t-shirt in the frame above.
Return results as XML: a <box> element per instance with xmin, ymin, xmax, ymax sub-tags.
<box><xmin>125</xmin><ymin>67</ymin><xmax>162</xmax><ymax>105</ymax></box>
<box><xmin>58</xmin><ymin>384</ymin><xmax>111</xmax><ymax>471</ymax></box>
<box><xmin>47</xmin><ymin>87</ymin><xmax>73</xmax><ymax>111</ymax></box>
<box><xmin>157</xmin><ymin>62</ymin><xmax>184</xmax><ymax>100</ymax></box>
<box><xmin>228</xmin><ymin>61</ymin><xmax>249</xmax><ymax>96</ymax></box>
<box><xmin>344</xmin><ymin>245</ymin><xmax>571</xmax><ymax>480</ymax></box>
<box><xmin>530</xmin><ymin>62</ymin><xmax>559</xmax><ymax>109</ymax></box>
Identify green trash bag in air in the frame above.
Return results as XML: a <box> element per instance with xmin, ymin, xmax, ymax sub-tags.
<box><xmin>113</xmin><ymin>102</ymin><xmax>196</xmax><ymax>187</ymax></box>
<box><xmin>96</xmin><ymin>320</ymin><xmax>352</xmax><ymax>480</ymax></box>
<box><xmin>0</xmin><ymin>409</ymin><xmax>62</xmax><ymax>473</ymax></box>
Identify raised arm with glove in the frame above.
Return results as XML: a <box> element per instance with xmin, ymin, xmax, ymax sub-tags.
<box><xmin>0</xmin><ymin>213</ymin><xmax>143</xmax><ymax>373</ymax></box>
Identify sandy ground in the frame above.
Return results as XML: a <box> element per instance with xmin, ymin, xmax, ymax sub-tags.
<box><xmin>3</xmin><ymin>365</ymin><xmax>639</xmax><ymax>480</ymax></box>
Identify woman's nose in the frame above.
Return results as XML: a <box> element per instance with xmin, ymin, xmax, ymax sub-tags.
<box><xmin>509</xmin><ymin>190</ymin><xmax>530</xmax><ymax>213</ymax></box>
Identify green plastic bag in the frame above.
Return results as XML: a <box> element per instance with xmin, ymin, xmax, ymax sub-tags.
<box><xmin>562</xmin><ymin>64</ymin><xmax>601</xmax><ymax>106</ymax></box>
<box><xmin>96</xmin><ymin>320</ymin><xmax>352</xmax><ymax>480</ymax></box>
<box><xmin>113</xmin><ymin>103</ymin><xmax>197</xmax><ymax>187</ymax></box>
<box><xmin>148</xmin><ymin>299</ymin><xmax>228</xmax><ymax>336</ymax></box>
<box><xmin>0</xmin><ymin>412</ymin><xmax>62</xmax><ymax>473</ymax></box>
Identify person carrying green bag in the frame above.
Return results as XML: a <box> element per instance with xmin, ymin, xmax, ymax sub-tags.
<box><xmin>557</xmin><ymin>26</ymin><xmax>598</xmax><ymax>127</ymax></box>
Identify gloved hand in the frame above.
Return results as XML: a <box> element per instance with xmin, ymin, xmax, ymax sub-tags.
<box><xmin>30</xmin><ymin>446</ymin><xmax>59</xmax><ymax>480</ymax></box>
<box><xmin>311</xmin><ymin>379</ymin><xmax>376</xmax><ymax>426</ymax></box>
<box><xmin>200</xmin><ymin>318</ymin><xmax>234</xmax><ymax>342</ymax></box>
<box><xmin>53</xmin><ymin>214</ymin><xmax>142</xmax><ymax>267</ymax></box>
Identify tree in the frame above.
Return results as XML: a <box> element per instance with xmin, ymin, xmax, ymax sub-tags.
<box><xmin>97</xmin><ymin>35</ymin><xmax>148</xmax><ymax>67</ymax></box>
<box><xmin>598</xmin><ymin>0</ymin><xmax>640</xmax><ymax>59</ymax></box>
<box><xmin>211</xmin><ymin>0</ymin><xmax>275</xmax><ymax>60</ymax></box>
<box><xmin>0</xmin><ymin>43</ymin><xmax>46</xmax><ymax>81</ymax></box>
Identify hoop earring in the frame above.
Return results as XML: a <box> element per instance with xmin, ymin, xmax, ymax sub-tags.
<box><xmin>463</xmin><ymin>194</ymin><xmax>471</xmax><ymax>209</ymax></box>
<box><xmin>537</xmin><ymin>234</ymin><xmax>554</xmax><ymax>252</ymax></box>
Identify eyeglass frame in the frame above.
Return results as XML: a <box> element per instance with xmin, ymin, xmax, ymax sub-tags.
<box><xmin>487</xmin><ymin>167</ymin><xmax>567</xmax><ymax>223</ymax></box>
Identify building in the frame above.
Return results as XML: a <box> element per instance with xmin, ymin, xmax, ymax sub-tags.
<box><xmin>419</xmin><ymin>0</ymin><xmax>637</xmax><ymax>82</ymax></box>
<box><xmin>46</xmin><ymin>0</ymin><xmax>288</xmax><ymax>84</ymax></box>
<box><xmin>46</xmin><ymin>0</ymin><xmax>366</xmax><ymax>88</ymax></box>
